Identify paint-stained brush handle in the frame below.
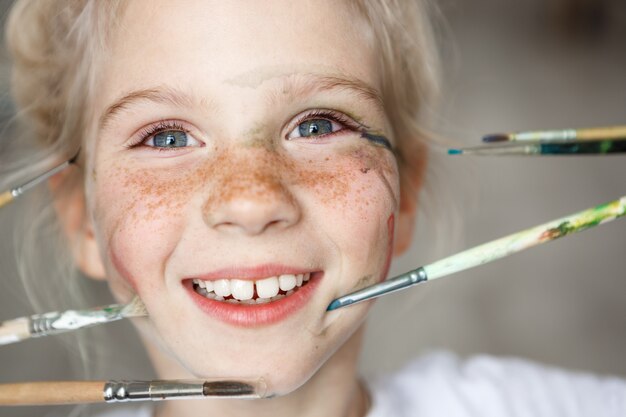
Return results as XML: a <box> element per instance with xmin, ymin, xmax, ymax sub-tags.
<box><xmin>328</xmin><ymin>195</ymin><xmax>626</xmax><ymax>310</ymax></box>
<box><xmin>0</xmin><ymin>297</ymin><xmax>147</xmax><ymax>346</ymax></box>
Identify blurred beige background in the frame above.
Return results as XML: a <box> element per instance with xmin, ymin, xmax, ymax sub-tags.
<box><xmin>1</xmin><ymin>0</ymin><xmax>625</xmax><ymax>416</ymax></box>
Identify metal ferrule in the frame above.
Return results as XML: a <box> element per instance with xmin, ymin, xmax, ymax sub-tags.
<box><xmin>516</xmin><ymin>129</ymin><xmax>577</xmax><ymax>141</ymax></box>
<box><xmin>29</xmin><ymin>312</ymin><xmax>63</xmax><ymax>337</ymax></box>
<box><xmin>104</xmin><ymin>381</ymin><xmax>205</xmax><ymax>403</ymax></box>
<box><xmin>28</xmin><ymin>305</ymin><xmax>126</xmax><ymax>338</ymax></box>
<box><xmin>327</xmin><ymin>267</ymin><xmax>428</xmax><ymax>310</ymax></box>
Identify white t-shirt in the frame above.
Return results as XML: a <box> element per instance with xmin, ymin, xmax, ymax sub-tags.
<box><xmin>85</xmin><ymin>352</ymin><xmax>626</xmax><ymax>417</ymax></box>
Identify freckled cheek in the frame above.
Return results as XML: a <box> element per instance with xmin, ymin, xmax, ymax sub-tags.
<box><xmin>304</xmin><ymin>155</ymin><xmax>397</xmax><ymax>273</ymax></box>
<box><xmin>94</xmin><ymin>175</ymin><xmax>190</xmax><ymax>298</ymax></box>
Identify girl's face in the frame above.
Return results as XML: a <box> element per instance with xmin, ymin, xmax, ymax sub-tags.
<box><xmin>86</xmin><ymin>0</ymin><xmax>401</xmax><ymax>394</ymax></box>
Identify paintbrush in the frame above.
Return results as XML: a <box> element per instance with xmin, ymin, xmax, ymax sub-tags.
<box><xmin>327</xmin><ymin>196</ymin><xmax>626</xmax><ymax>311</ymax></box>
<box><xmin>0</xmin><ymin>296</ymin><xmax>147</xmax><ymax>346</ymax></box>
<box><xmin>483</xmin><ymin>125</ymin><xmax>626</xmax><ymax>143</ymax></box>
<box><xmin>0</xmin><ymin>149</ymin><xmax>80</xmax><ymax>209</ymax></box>
<box><xmin>448</xmin><ymin>139</ymin><xmax>626</xmax><ymax>156</ymax></box>
<box><xmin>0</xmin><ymin>377</ymin><xmax>268</xmax><ymax>405</ymax></box>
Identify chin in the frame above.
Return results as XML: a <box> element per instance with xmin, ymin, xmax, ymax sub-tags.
<box><xmin>138</xmin><ymin>303</ymin><xmax>369</xmax><ymax>398</ymax></box>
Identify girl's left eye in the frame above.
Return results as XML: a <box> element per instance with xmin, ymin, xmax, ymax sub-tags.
<box><xmin>286</xmin><ymin>111</ymin><xmax>357</xmax><ymax>140</ymax></box>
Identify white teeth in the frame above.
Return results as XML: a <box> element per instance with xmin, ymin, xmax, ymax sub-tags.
<box><xmin>256</xmin><ymin>276</ymin><xmax>279</xmax><ymax>298</ymax></box>
<box><xmin>213</xmin><ymin>279</ymin><xmax>231</xmax><ymax>297</ymax></box>
<box><xmin>194</xmin><ymin>272</ymin><xmax>314</xmax><ymax>302</ymax></box>
<box><xmin>231</xmin><ymin>279</ymin><xmax>254</xmax><ymax>301</ymax></box>
<box><xmin>279</xmin><ymin>274</ymin><xmax>296</xmax><ymax>291</ymax></box>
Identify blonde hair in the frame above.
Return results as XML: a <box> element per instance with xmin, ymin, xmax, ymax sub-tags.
<box><xmin>1</xmin><ymin>0</ymin><xmax>441</xmax><ymax>379</ymax></box>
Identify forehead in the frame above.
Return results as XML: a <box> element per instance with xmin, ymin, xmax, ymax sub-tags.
<box><xmin>99</xmin><ymin>0</ymin><xmax>377</xmax><ymax>102</ymax></box>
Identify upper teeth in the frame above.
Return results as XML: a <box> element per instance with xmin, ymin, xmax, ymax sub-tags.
<box><xmin>193</xmin><ymin>273</ymin><xmax>311</xmax><ymax>302</ymax></box>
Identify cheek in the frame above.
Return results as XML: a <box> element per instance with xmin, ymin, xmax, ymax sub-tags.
<box><xmin>296</xmin><ymin>146</ymin><xmax>399</xmax><ymax>275</ymax></box>
<box><xmin>93</xmin><ymin>162</ymin><xmax>193</xmax><ymax>295</ymax></box>
<box><xmin>294</xmin><ymin>145</ymin><xmax>399</xmax><ymax>214</ymax></box>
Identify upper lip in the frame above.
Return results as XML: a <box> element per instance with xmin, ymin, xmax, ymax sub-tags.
<box><xmin>184</xmin><ymin>264</ymin><xmax>318</xmax><ymax>281</ymax></box>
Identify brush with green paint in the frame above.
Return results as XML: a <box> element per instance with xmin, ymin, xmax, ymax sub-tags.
<box><xmin>327</xmin><ymin>196</ymin><xmax>626</xmax><ymax>311</ymax></box>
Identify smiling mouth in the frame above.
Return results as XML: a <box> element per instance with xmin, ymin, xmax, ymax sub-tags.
<box><xmin>192</xmin><ymin>273</ymin><xmax>312</xmax><ymax>305</ymax></box>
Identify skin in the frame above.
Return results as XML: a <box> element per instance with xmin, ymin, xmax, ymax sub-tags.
<box><xmin>59</xmin><ymin>1</ymin><xmax>422</xmax><ymax>416</ymax></box>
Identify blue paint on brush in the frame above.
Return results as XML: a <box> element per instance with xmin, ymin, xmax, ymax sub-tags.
<box><xmin>447</xmin><ymin>148</ymin><xmax>463</xmax><ymax>155</ymax></box>
<box><xmin>360</xmin><ymin>132</ymin><xmax>393</xmax><ymax>151</ymax></box>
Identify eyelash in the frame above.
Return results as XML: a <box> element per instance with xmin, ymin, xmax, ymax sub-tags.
<box><xmin>126</xmin><ymin>120</ymin><xmax>191</xmax><ymax>150</ymax></box>
<box><xmin>289</xmin><ymin>110</ymin><xmax>364</xmax><ymax>139</ymax></box>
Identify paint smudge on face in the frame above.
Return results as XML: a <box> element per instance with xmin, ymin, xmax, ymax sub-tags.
<box><xmin>379</xmin><ymin>213</ymin><xmax>395</xmax><ymax>283</ymax></box>
<box><xmin>361</xmin><ymin>131</ymin><xmax>393</xmax><ymax>151</ymax></box>
<box><xmin>352</xmin><ymin>274</ymin><xmax>375</xmax><ymax>291</ymax></box>
<box><xmin>109</xmin><ymin>244</ymin><xmax>139</xmax><ymax>293</ymax></box>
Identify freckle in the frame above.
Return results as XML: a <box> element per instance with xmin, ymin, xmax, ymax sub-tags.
<box><xmin>360</xmin><ymin>167</ymin><xmax>370</xmax><ymax>174</ymax></box>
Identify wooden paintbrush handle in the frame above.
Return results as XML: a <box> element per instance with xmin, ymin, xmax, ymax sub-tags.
<box><xmin>0</xmin><ymin>190</ymin><xmax>14</xmax><ymax>208</ymax></box>
<box><xmin>0</xmin><ymin>381</ymin><xmax>105</xmax><ymax>405</ymax></box>
<box><xmin>0</xmin><ymin>318</ymin><xmax>30</xmax><ymax>346</ymax></box>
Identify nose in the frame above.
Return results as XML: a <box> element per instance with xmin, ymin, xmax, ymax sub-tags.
<box><xmin>202</xmin><ymin>159</ymin><xmax>301</xmax><ymax>236</ymax></box>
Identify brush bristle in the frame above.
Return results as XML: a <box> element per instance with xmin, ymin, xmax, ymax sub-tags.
<box><xmin>69</xmin><ymin>148</ymin><xmax>82</xmax><ymax>164</ymax></box>
<box><xmin>121</xmin><ymin>296</ymin><xmax>148</xmax><ymax>317</ymax></box>
<box><xmin>447</xmin><ymin>148</ymin><xmax>463</xmax><ymax>155</ymax></box>
<box><xmin>482</xmin><ymin>133</ymin><xmax>510</xmax><ymax>143</ymax></box>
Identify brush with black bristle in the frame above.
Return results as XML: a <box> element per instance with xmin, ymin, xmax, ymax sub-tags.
<box><xmin>0</xmin><ymin>148</ymin><xmax>81</xmax><ymax>208</ymax></box>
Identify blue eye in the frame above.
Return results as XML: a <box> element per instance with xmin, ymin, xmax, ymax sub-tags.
<box><xmin>298</xmin><ymin>119</ymin><xmax>333</xmax><ymax>137</ymax></box>
<box><xmin>135</xmin><ymin>121</ymin><xmax>203</xmax><ymax>150</ymax></box>
<box><xmin>153</xmin><ymin>130</ymin><xmax>188</xmax><ymax>148</ymax></box>
<box><xmin>287</xmin><ymin>111</ymin><xmax>353</xmax><ymax>140</ymax></box>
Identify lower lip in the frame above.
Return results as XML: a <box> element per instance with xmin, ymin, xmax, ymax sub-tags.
<box><xmin>184</xmin><ymin>272</ymin><xmax>323</xmax><ymax>327</ymax></box>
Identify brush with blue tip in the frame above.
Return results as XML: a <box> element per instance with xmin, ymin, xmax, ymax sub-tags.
<box><xmin>448</xmin><ymin>125</ymin><xmax>626</xmax><ymax>156</ymax></box>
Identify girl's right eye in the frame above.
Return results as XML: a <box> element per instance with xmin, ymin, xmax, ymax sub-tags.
<box><xmin>147</xmin><ymin>130</ymin><xmax>196</xmax><ymax>148</ymax></box>
<box><xmin>130</xmin><ymin>120</ymin><xmax>203</xmax><ymax>150</ymax></box>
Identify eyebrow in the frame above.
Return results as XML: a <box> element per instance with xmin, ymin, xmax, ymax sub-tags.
<box><xmin>265</xmin><ymin>73</ymin><xmax>383</xmax><ymax>110</ymax></box>
<box><xmin>98</xmin><ymin>74</ymin><xmax>383</xmax><ymax>132</ymax></box>
<box><xmin>98</xmin><ymin>86</ymin><xmax>212</xmax><ymax>132</ymax></box>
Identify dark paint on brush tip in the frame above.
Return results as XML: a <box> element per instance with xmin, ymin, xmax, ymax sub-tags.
<box><xmin>482</xmin><ymin>133</ymin><xmax>509</xmax><ymax>143</ymax></box>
